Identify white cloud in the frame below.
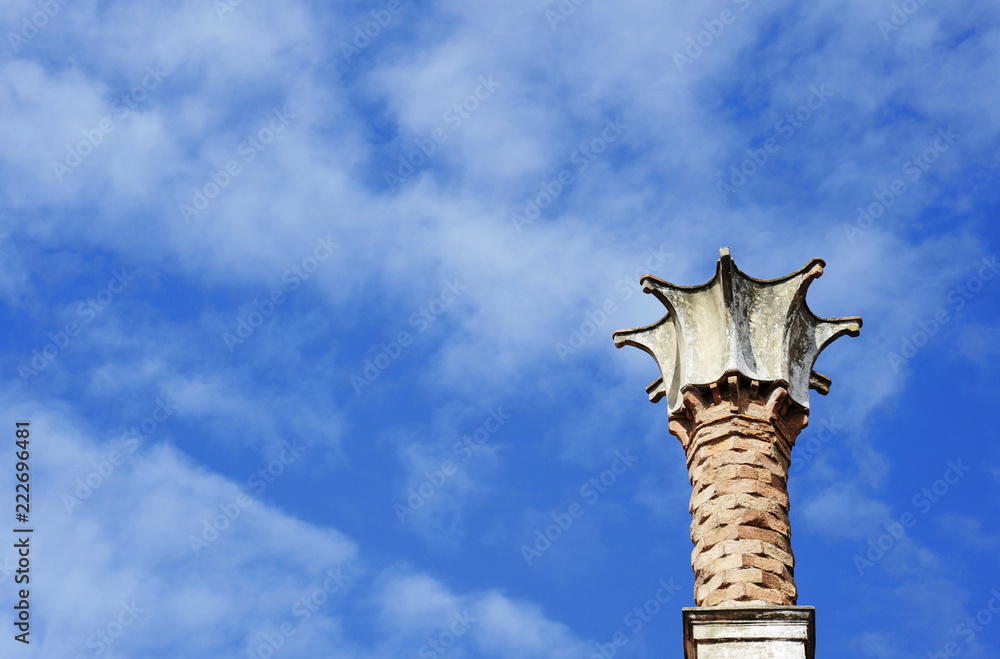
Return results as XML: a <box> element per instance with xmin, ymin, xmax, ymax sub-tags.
<box><xmin>0</xmin><ymin>390</ymin><xmax>591</xmax><ymax>658</ymax></box>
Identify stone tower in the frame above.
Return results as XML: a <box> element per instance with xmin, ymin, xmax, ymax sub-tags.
<box><xmin>613</xmin><ymin>247</ymin><xmax>861</xmax><ymax>659</ymax></box>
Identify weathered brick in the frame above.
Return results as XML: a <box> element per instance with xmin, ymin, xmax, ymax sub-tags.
<box><xmin>736</xmin><ymin>525</ymin><xmax>791</xmax><ymax>552</ymax></box>
<box><xmin>689</xmin><ymin>483</ymin><xmax>718</xmax><ymax>512</ymax></box>
<box><xmin>699</xmin><ymin>525</ymin><xmax>740</xmax><ymax>549</ymax></box>
<box><xmin>745</xmin><ymin>582</ymin><xmax>788</xmax><ymax>606</ymax></box>
<box><xmin>673</xmin><ymin>372</ymin><xmax>804</xmax><ymax>607</ymax></box>
<box><xmin>739</xmin><ymin>553</ymin><xmax>787</xmax><ymax>576</ymax></box>
<box><xmin>693</xmin><ymin>538</ymin><xmax>766</xmax><ymax>571</ymax></box>
<box><xmin>723</xmin><ymin>568</ymin><xmax>765</xmax><ymax>585</ymax></box>
<box><xmin>705</xmin><ymin>584</ymin><xmax>745</xmax><ymax>607</ymax></box>
<box><xmin>734</xmin><ymin>492</ymin><xmax>786</xmax><ymax>517</ymax></box>
<box><xmin>762</xmin><ymin>542</ymin><xmax>795</xmax><ymax>568</ymax></box>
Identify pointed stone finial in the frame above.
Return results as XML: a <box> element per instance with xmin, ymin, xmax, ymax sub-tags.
<box><xmin>613</xmin><ymin>247</ymin><xmax>861</xmax><ymax>413</ymax></box>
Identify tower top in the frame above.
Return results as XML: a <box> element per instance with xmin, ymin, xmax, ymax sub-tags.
<box><xmin>613</xmin><ymin>248</ymin><xmax>861</xmax><ymax>413</ymax></box>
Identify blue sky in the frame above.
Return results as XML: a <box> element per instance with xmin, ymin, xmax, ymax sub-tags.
<box><xmin>1</xmin><ymin>0</ymin><xmax>999</xmax><ymax>657</ymax></box>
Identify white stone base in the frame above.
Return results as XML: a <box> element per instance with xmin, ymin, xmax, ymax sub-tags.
<box><xmin>682</xmin><ymin>606</ymin><xmax>815</xmax><ymax>659</ymax></box>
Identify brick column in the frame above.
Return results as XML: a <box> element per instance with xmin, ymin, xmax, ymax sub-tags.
<box><xmin>669</xmin><ymin>372</ymin><xmax>806</xmax><ymax>607</ymax></box>
<box><xmin>613</xmin><ymin>248</ymin><xmax>860</xmax><ymax>657</ymax></box>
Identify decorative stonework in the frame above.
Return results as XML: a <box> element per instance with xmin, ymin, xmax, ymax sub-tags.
<box><xmin>613</xmin><ymin>248</ymin><xmax>861</xmax><ymax>610</ymax></box>
<box><xmin>612</xmin><ymin>247</ymin><xmax>861</xmax><ymax>414</ymax></box>
<box><xmin>683</xmin><ymin>606</ymin><xmax>815</xmax><ymax>659</ymax></box>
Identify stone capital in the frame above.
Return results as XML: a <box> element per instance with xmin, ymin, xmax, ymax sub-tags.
<box><xmin>613</xmin><ymin>247</ymin><xmax>861</xmax><ymax>413</ymax></box>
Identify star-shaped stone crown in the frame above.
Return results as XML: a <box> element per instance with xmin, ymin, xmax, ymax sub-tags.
<box><xmin>613</xmin><ymin>247</ymin><xmax>862</xmax><ymax>413</ymax></box>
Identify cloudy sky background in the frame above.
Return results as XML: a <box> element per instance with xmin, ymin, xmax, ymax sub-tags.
<box><xmin>1</xmin><ymin>0</ymin><xmax>999</xmax><ymax>656</ymax></box>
